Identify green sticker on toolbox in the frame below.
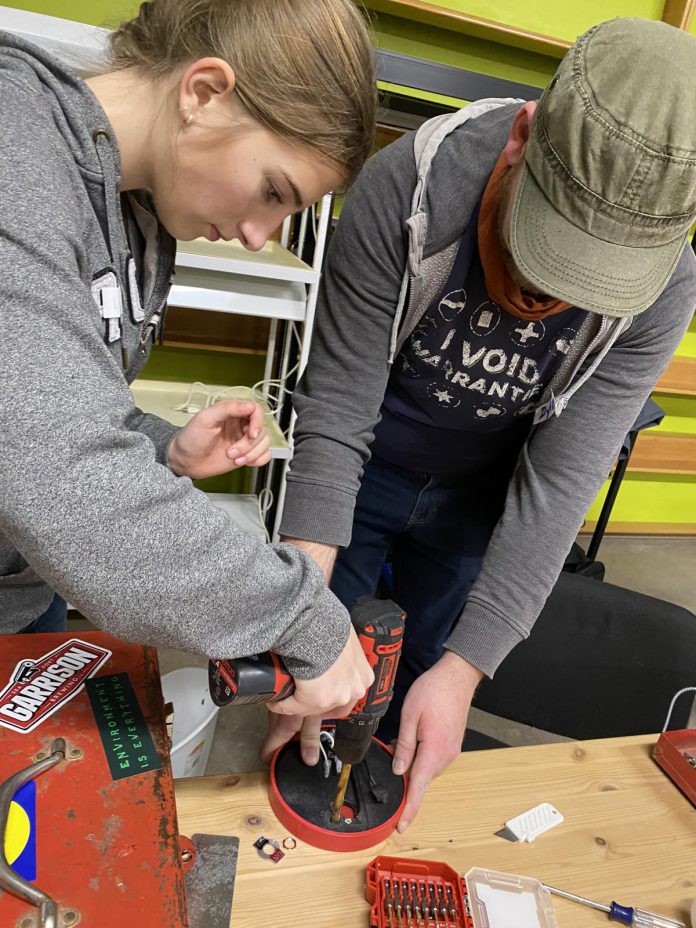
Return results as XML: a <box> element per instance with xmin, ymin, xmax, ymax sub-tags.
<box><xmin>86</xmin><ymin>673</ymin><xmax>161</xmax><ymax>780</ymax></box>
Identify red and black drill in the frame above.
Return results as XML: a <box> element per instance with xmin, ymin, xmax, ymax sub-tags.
<box><xmin>208</xmin><ymin>596</ymin><xmax>405</xmax><ymax>822</ymax></box>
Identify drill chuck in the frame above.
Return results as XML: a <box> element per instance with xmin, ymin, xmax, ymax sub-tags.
<box><xmin>334</xmin><ymin>717</ymin><xmax>380</xmax><ymax>765</ymax></box>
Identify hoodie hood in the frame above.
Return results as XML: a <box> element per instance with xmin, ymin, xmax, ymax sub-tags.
<box><xmin>0</xmin><ymin>29</ymin><xmax>120</xmax><ymax>183</ymax></box>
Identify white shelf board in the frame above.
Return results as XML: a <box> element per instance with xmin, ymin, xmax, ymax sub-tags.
<box><xmin>169</xmin><ymin>267</ymin><xmax>307</xmax><ymax>321</ymax></box>
<box><xmin>130</xmin><ymin>380</ymin><xmax>291</xmax><ymax>459</ymax></box>
<box><xmin>207</xmin><ymin>493</ymin><xmax>268</xmax><ymax>541</ymax></box>
<box><xmin>176</xmin><ymin>238</ymin><xmax>318</xmax><ymax>285</ymax></box>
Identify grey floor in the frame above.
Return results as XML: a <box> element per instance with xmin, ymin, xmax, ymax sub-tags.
<box><xmin>69</xmin><ymin>535</ymin><xmax>696</xmax><ymax>777</ymax></box>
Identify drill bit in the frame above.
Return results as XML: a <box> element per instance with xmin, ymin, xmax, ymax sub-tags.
<box><xmin>446</xmin><ymin>885</ymin><xmax>457</xmax><ymax>920</ymax></box>
<box><xmin>403</xmin><ymin>881</ymin><xmax>412</xmax><ymax>927</ymax></box>
<box><xmin>330</xmin><ymin>763</ymin><xmax>352</xmax><ymax>823</ymax></box>
<box><xmin>420</xmin><ymin>882</ymin><xmax>430</xmax><ymax>925</ymax></box>
<box><xmin>411</xmin><ymin>881</ymin><xmax>422</xmax><ymax>927</ymax></box>
<box><xmin>395</xmin><ymin>879</ymin><xmax>403</xmax><ymax>928</ymax></box>
<box><xmin>384</xmin><ymin>879</ymin><xmax>395</xmax><ymax>928</ymax></box>
<box><xmin>437</xmin><ymin>885</ymin><xmax>448</xmax><ymax>923</ymax></box>
<box><xmin>429</xmin><ymin>883</ymin><xmax>440</xmax><ymax>928</ymax></box>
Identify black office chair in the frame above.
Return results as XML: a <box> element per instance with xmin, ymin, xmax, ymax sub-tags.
<box><xmin>474</xmin><ymin>572</ymin><xmax>696</xmax><ymax>740</ymax></box>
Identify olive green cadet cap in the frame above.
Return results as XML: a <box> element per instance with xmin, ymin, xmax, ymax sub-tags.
<box><xmin>510</xmin><ymin>18</ymin><xmax>696</xmax><ymax>316</ymax></box>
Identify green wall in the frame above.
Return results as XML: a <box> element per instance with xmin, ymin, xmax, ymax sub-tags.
<box><xmin>1</xmin><ymin>0</ymin><xmax>139</xmax><ymax>28</ymax></box>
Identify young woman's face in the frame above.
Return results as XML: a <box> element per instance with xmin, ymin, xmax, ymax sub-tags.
<box><xmin>152</xmin><ymin>123</ymin><xmax>343</xmax><ymax>248</ymax></box>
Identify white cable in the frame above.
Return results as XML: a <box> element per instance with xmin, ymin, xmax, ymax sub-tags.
<box><xmin>662</xmin><ymin>687</ymin><xmax>696</xmax><ymax>732</ymax></box>
<box><xmin>257</xmin><ymin>488</ymin><xmax>273</xmax><ymax>544</ymax></box>
<box><xmin>310</xmin><ymin>201</ymin><xmax>318</xmax><ymax>243</ymax></box>
<box><xmin>172</xmin><ymin>381</ymin><xmax>211</xmax><ymax>414</ymax></box>
<box><xmin>207</xmin><ymin>384</ymin><xmax>263</xmax><ymax>408</ymax></box>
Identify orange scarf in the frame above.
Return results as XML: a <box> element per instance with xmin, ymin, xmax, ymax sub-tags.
<box><xmin>477</xmin><ymin>154</ymin><xmax>571</xmax><ymax>320</ymax></box>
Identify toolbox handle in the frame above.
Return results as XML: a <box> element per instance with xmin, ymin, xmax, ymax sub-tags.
<box><xmin>0</xmin><ymin>738</ymin><xmax>66</xmax><ymax>928</ymax></box>
<box><xmin>662</xmin><ymin>687</ymin><xmax>696</xmax><ymax>731</ymax></box>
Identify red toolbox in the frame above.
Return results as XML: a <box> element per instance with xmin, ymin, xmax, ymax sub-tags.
<box><xmin>0</xmin><ymin>632</ymin><xmax>188</xmax><ymax>927</ymax></box>
<box><xmin>653</xmin><ymin>728</ymin><xmax>696</xmax><ymax>807</ymax></box>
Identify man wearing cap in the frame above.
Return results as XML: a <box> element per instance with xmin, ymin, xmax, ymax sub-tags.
<box><xmin>268</xmin><ymin>19</ymin><xmax>696</xmax><ymax>827</ymax></box>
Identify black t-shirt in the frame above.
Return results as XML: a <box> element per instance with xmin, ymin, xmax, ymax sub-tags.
<box><xmin>371</xmin><ymin>216</ymin><xmax>587</xmax><ymax>475</ymax></box>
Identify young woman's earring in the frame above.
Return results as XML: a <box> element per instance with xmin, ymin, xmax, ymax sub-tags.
<box><xmin>180</xmin><ymin>105</ymin><xmax>194</xmax><ymax>127</ymax></box>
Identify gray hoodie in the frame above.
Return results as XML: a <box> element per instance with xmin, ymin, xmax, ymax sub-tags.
<box><xmin>0</xmin><ymin>32</ymin><xmax>351</xmax><ymax>677</ymax></box>
<box><xmin>280</xmin><ymin>100</ymin><xmax>696</xmax><ymax>677</ymax></box>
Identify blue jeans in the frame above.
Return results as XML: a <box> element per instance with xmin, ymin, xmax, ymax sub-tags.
<box><xmin>20</xmin><ymin>595</ymin><xmax>68</xmax><ymax>633</ymax></box>
<box><xmin>331</xmin><ymin>454</ymin><xmax>508</xmax><ymax>743</ymax></box>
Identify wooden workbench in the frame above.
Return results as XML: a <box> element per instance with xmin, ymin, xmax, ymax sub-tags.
<box><xmin>175</xmin><ymin>734</ymin><xmax>696</xmax><ymax>927</ymax></box>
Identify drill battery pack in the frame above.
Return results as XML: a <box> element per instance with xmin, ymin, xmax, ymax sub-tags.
<box><xmin>0</xmin><ymin>631</ymin><xmax>189</xmax><ymax>927</ymax></box>
<box><xmin>365</xmin><ymin>857</ymin><xmax>559</xmax><ymax>928</ymax></box>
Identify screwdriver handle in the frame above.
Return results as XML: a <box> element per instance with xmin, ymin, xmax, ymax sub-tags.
<box><xmin>631</xmin><ymin>908</ymin><xmax>686</xmax><ymax>928</ymax></box>
<box><xmin>609</xmin><ymin>902</ymin><xmax>635</xmax><ymax>925</ymax></box>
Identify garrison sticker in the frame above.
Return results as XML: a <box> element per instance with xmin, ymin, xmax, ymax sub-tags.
<box><xmin>85</xmin><ymin>673</ymin><xmax>161</xmax><ymax>780</ymax></box>
<box><xmin>0</xmin><ymin>640</ymin><xmax>112</xmax><ymax>734</ymax></box>
<box><xmin>5</xmin><ymin>781</ymin><xmax>36</xmax><ymax>881</ymax></box>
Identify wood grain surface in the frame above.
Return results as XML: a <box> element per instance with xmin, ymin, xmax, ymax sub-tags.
<box><xmin>175</xmin><ymin>734</ymin><xmax>696</xmax><ymax>927</ymax></box>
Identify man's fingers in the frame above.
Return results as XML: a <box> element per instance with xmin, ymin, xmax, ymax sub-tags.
<box><xmin>397</xmin><ymin>741</ymin><xmax>441</xmax><ymax>833</ymax></box>
<box><xmin>392</xmin><ymin>704</ymin><xmax>419</xmax><ymax>776</ymax></box>
<box><xmin>299</xmin><ymin>716</ymin><xmax>322</xmax><ymax>765</ymax></box>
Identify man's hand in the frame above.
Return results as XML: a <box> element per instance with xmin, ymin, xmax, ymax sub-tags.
<box><xmin>391</xmin><ymin>651</ymin><xmax>483</xmax><ymax>832</ymax></box>
<box><xmin>168</xmin><ymin>400</ymin><xmax>271</xmax><ymax>479</ymax></box>
<box><xmin>267</xmin><ymin>626</ymin><xmax>373</xmax><ymax>721</ymax></box>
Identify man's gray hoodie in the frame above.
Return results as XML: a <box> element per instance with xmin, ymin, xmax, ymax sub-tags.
<box><xmin>280</xmin><ymin>101</ymin><xmax>696</xmax><ymax>677</ymax></box>
<box><xmin>0</xmin><ymin>32</ymin><xmax>351</xmax><ymax>677</ymax></box>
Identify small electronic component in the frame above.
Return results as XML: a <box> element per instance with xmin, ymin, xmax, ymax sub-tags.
<box><xmin>253</xmin><ymin>836</ymin><xmax>284</xmax><ymax>863</ymax></box>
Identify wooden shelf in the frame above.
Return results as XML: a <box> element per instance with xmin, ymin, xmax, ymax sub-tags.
<box><xmin>162</xmin><ymin>340</ymin><xmax>266</xmax><ymax>357</ymax></box>
<box><xmin>654</xmin><ymin>356</ymin><xmax>696</xmax><ymax>397</ymax></box>
<box><xmin>662</xmin><ymin>0</ymin><xmax>696</xmax><ymax>29</ymax></box>
<box><xmin>162</xmin><ymin>306</ymin><xmax>271</xmax><ymax>356</ymax></box>
<box><xmin>627</xmin><ymin>431</ymin><xmax>696</xmax><ymax>475</ymax></box>
<box><xmin>580</xmin><ymin>520</ymin><xmax>696</xmax><ymax>536</ymax></box>
<box><xmin>365</xmin><ymin>0</ymin><xmax>696</xmax><ymax>57</ymax></box>
<box><xmin>364</xmin><ymin>0</ymin><xmax>570</xmax><ymax>57</ymax></box>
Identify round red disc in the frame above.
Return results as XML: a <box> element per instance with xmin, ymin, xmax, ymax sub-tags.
<box><xmin>269</xmin><ymin>736</ymin><xmax>406</xmax><ymax>853</ymax></box>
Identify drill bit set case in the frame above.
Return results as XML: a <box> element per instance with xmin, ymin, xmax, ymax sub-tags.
<box><xmin>366</xmin><ymin>857</ymin><xmax>559</xmax><ymax>928</ymax></box>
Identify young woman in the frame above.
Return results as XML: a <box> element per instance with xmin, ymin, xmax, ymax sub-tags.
<box><xmin>0</xmin><ymin>0</ymin><xmax>376</xmax><ymax>722</ymax></box>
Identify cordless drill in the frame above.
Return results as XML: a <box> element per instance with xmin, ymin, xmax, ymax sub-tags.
<box><xmin>208</xmin><ymin>596</ymin><xmax>405</xmax><ymax>822</ymax></box>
